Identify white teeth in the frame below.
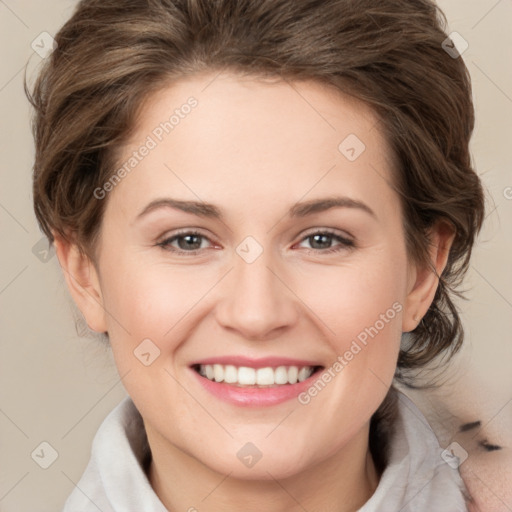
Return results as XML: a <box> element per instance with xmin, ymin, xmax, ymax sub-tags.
<box><xmin>224</xmin><ymin>365</ymin><xmax>238</xmax><ymax>383</ymax></box>
<box><xmin>298</xmin><ymin>367</ymin><xmax>311</xmax><ymax>382</ymax></box>
<box><xmin>274</xmin><ymin>366</ymin><xmax>289</xmax><ymax>385</ymax></box>
<box><xmin>256</xmin><ymin>367</ymin><xmax>274</xmax><ymax>385</ymax></box>
<box><xmin>196</xmin><ymin>364</ymin><xmax>317</xmax><ymax>387</ymax></box>
<box><xmin>288</xmin><ymin>366</ymin><xmax>298</xmax><ymax>383</ymax></box>
<box><xmin>238</xmin><ymin>367</ymin><xmax>256</xmax><ymax>385</ymax></box>
<box><xmin>213</xmin><ymin>364</ymin><xmax>224</xmax><ymax>382</ymax></box>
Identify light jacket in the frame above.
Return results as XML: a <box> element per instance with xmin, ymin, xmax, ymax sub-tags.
<box><xmin>62</xmin><ymin>390</ymin><xmax>469</xmax><ymax>511</ymax></box>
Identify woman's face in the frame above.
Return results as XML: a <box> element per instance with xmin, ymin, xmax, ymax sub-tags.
<box><xmin>82</xmin><ymin>72</ymin><xmax>416</xmax><ymax>478</ymax></box>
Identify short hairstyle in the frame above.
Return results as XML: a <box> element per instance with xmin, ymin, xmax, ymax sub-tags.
<box><xmin>25</xmin><ymin>0</ymin><xmax>485</xmax><ymax>472</ymax></box>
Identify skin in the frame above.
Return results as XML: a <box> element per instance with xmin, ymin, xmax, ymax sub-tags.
<box><xmin>54</xmin><ymin>72</ymin><xmax>454</xmax><ymax>512</ymax></box>
<box><xmin>406</xmin><ymin>385</ymin><xmax>512</xmax><ymax>512</ymax></box>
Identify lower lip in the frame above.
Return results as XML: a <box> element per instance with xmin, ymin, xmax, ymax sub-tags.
<box><xmin>190</xmin><ymin>367</ymin><xmax>323</xmax><ymax>407</ymax></box>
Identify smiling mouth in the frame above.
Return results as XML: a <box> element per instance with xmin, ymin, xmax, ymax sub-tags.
<box><xmin>191</xmin><ymin>364</ymin><xmax>324</xmax><ymax>387</ymax></box>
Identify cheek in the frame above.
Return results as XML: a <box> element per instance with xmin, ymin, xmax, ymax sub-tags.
<box><xmin>295</xmin><ymin>247</ymin><xmax>406</xmax><ymax>345</ymax></box>
<box><xmin>293</xmin><ymin>248</ymin><xmax>406</xmax><ymax>404</ymax></box>
<box><xmin>98</xmin><ymin>259</ymin><xmax>199</xmax><ymax>365</ymax></box>
<box><xmin>98</xmin><ymin>262</ymin><xmax>202</xmax><ymax>417</ymax></box>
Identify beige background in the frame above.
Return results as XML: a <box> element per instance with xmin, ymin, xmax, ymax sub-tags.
<box><xmin>0</xmin><ymin>1</ymin><xmax>511</xmax><ymax>511</ymax></box>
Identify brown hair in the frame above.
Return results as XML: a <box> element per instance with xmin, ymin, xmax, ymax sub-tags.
<box><xmin>25</xmin><ymin>0</ymin><xmax>485</xmax><ymax>473</ymax></box>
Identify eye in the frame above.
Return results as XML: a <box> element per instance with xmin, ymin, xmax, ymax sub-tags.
<box><xmin>157</xmin><ymin>230</ymin><xmax>213</xmax><ymax>254</ymax></box>
<box><xmin>157</xmin><ymin>228</ymin><xmax>355</xmax><ymax>256</ymax></box>
<box><xmin>295</xmin><ymin>229</ymin><xmax>355</xmax><ymax>254</ymax></box>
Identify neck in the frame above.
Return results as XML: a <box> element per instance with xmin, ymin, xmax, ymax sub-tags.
<box><xmin>146</xmin><ymin>423</ymin><xmax>380</xmax><ymax>512</ymax></box>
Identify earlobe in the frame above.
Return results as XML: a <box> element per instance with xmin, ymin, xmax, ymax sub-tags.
<box><xmin>53</xmin><ymin>232</ymin><xmax>108</xmax><ymax>333</ymax></box>
<box><xmin>402</xmin><ymin>221</ymin><xmax>456</xmax><ymax>333</ymax></box>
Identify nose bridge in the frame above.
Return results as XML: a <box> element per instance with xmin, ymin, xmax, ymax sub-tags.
<box><xmin>215</xmin><ymin>236</ymin><xmax>297</xmax><ymax>339</ymax></box>
<box><xmin>236</xmin><ymin>240</ymin><xmax>277</xmax><ymax>299</ymax></box>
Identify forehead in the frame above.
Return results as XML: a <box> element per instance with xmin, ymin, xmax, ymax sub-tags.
<box><xmin>130</xmin><ymin>71</ymin><xmax>385</xmax><ymax>151</ymax></box>
<box><xmin>106</xmin><ymin>72</ymin><xmax>398</xmax><ymax>223</ymax></box>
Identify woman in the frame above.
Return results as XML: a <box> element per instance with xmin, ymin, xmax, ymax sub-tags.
<box><xmin>26</xmin><ymin>0</ymin><xmax>485</xmax><ymax>510</ymax></box>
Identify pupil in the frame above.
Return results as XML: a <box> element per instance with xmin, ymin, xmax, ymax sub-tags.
<box><xmin>311</xmin><ymin>234</ymin><xmax>330</xmax><ymax>249</ymax></box>
<box><xmin>179</xmin><ymin>234</ymin><xmax>201</xmax><ymax>250</ymax></box>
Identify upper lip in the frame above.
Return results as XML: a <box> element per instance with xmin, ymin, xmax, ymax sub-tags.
<box><xmin>190</xmin><ymin>356</ymin><xmax>324</xmax><ymax>369</ymax></box>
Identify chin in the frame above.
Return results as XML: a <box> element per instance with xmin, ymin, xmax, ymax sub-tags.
<box><xmin>199</xmin><ymin>443</ymin><xmax>313</xmax><ymax>481</ymax></box>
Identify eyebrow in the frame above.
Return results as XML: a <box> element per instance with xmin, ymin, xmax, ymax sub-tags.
<box><xmin>135</xmin><ymin>196</ymin><xmax>377</xmax><ymax>222</ymax></box>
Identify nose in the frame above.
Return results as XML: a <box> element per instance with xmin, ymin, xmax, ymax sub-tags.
<box><xmin>214</xmin><ymin>243</ymin><xmax>299</xmax><ymax>341</ymax></box>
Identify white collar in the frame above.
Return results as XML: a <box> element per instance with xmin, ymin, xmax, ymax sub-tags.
<box><xmin>358</xmin><ymin>391</ymin><xmax>469</xmax><ymax>511</ymax></box>
<box><xmin>62</xmin><ymin>390</ymin><xmax>468</xmax><ymax>511</ymax></box>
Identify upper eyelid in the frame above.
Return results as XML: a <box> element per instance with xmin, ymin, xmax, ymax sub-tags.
<box><xmin>300</xmin><ymin>227</ymin><xmax>353</xmax><ymax>240</ymax></box>
<box><xmin>159</xmin><ymin>228</ymin><xmax>354</xmax><ymax>250</ymax></box>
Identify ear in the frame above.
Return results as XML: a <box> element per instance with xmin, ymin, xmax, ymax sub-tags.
<box><xmin>402</xmin><ymin>221</ymin><xmax>456</xmax><ymax>333</ymax></box>
<box><xmin>53</xmin><ymin>232</ymin><xmax>108</xmax><ymax>333</ymax></box>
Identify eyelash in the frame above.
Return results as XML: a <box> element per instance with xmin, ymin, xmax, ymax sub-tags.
<box><xmin>156</xmin><ymin>229</ymin><xmax>355</xmax><ymax>256</ymax></box>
